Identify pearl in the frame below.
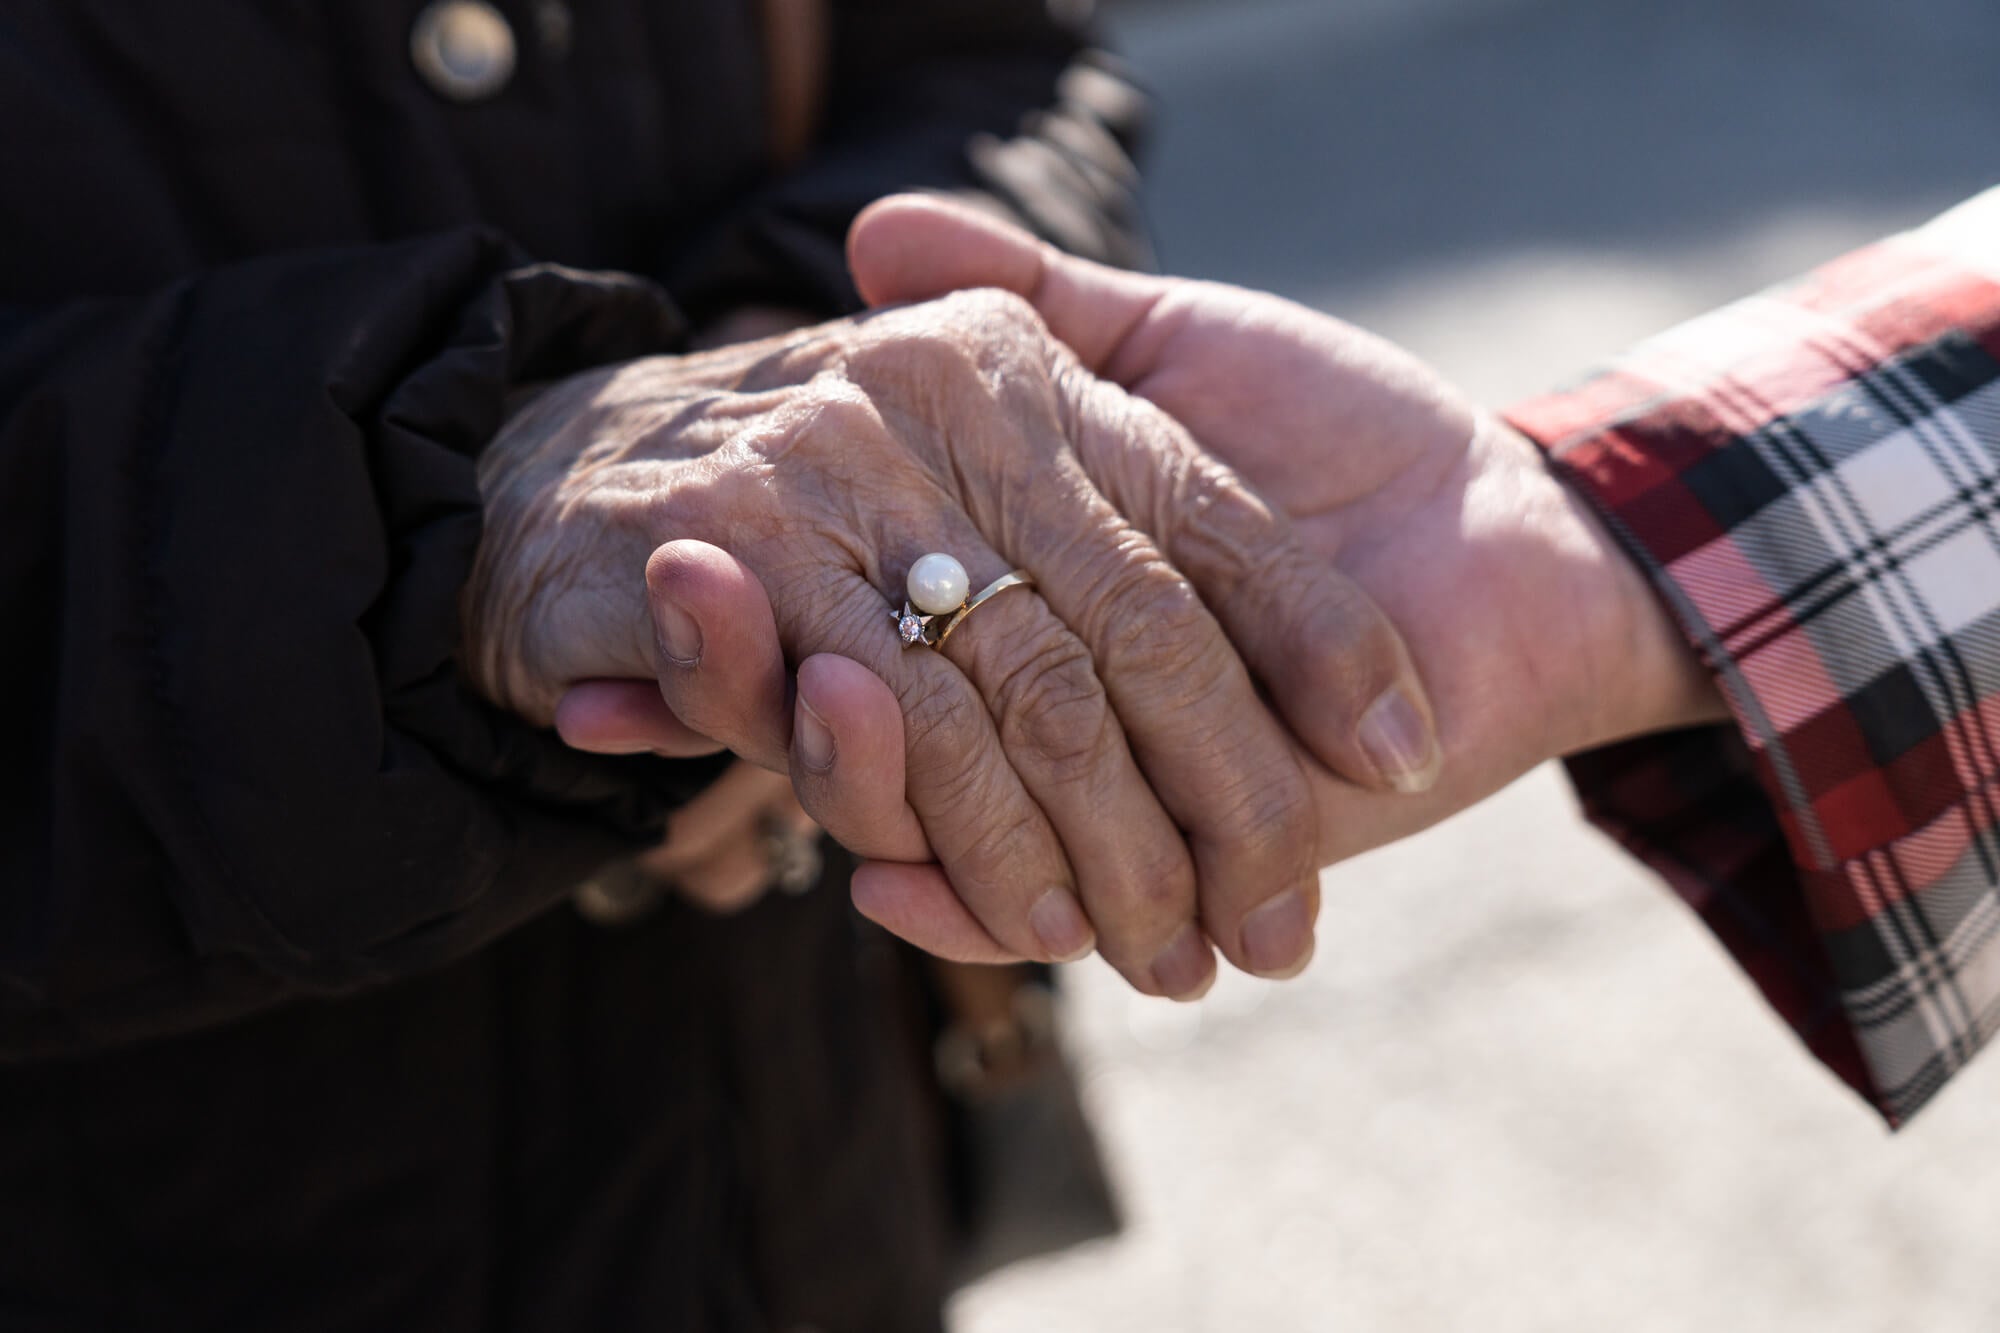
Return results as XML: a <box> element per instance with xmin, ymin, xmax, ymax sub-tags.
<box><xmin>907</xmin><ymin>553</ymin><xmax>970</xmax><ymax>616</ymax></box>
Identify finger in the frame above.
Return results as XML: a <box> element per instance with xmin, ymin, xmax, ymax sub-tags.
<box><xmin>788</xmin><ymin>653</ymin><xmax>930</xmax><ymax>863</ymax></box>
<box><xmin>1072</xmin><ymin>383</ymin><xmax>1441</xmax><ymax>796</ymax></box>
<box><xmin>849</xmin><ymin>194</ymin><xmax>1163</xmax><ymax>379</ymax></box>
<box><xmin>957</xmin><ymin>432</ymin><xmax>1308</xmax><ymax>985</ymax></box>
<box><xmin>838</xmin><ymin>307</ymin><xmax>1224</xmax><ymax>994</ymax></box>
<box><xmin>788</xmin><ymin>659</ymin><xmax>1019</xmax><ymax>964</ymax></box>
<box><xmin>924</xmin><ymin>566</ymin><xmax>1211</xmax><ymax>998</ymax></box>
<box><xmin>656</xmin><ymin>456</ymin><xmax>1097</xmax><ymax>971</ymax></box>
<box><xmin>646</xmin><ymin>539</ymin><xmax>794</xmax><ymax>774</ymax></box>
<box><xmin>851</xmin><ymin>308</ymin><xmax>1290</xmax><ymax>986</ymax></box>
<box><xmin>784</xmin><ymin>568</ymin><xmax>1107</xmax><ymax>971</ymax></box>
<box><xmin>638</xmin><ymin>760</ymin><xmax>798</xmax><ymax>879</ymax></box>
<box><xmin>851</xmin><ymin>860</ymin><xmax>1022</xmax><ymax>966</ymax></box>
<box><xmin>670</xmin><ymin>834</ymin><xmax>782</xmax><ymax>915</ymax></box>
<box><xmin>555</xmin><ymin>679</ymin><xmax>726</xmax><ymax>758</ymax></box>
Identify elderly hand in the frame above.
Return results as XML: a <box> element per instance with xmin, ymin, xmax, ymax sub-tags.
<box><xmin>464</xmin><ymin>295</ymin><xmax>1441</xmax><ymax>996</ymax></box>
<box><xmin>820</xmin><ymin>197</ymin><xmax>1727</xmax><ymax>942</ymax></box>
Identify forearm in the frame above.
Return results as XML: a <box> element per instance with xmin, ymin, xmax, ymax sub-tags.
<box><xmin>1506</xmin><ymin>188</ymin><xmax>2000</xmax><ymax>1123</ymax></box>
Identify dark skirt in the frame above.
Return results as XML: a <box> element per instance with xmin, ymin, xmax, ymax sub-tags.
<box><xmin>0</xmin><ymin>849</ymin><xmax>954</xmax><ymax>1333</ymax></box>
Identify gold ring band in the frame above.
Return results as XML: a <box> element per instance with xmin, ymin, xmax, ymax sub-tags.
<box><xmin>934</xmin><ymin>571</ymin><xmax>1036</xmax><ymax>650</ymax></box>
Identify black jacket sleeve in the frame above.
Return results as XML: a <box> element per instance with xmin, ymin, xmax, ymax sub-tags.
<box><xmin>2</xmin><ymin>229</ymin><xmax>726</xmax><ymax>1055</ymax></box>
<box><xmin>665</xmin><ymin>0</ymin><xmax>1154</xmax><ymax>323</ymax></box>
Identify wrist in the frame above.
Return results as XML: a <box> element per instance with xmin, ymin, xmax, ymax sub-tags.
<box><xmin>1539</xmin><ymin>437</ymin><xmax>1728</xmax><ymax>751</ymax></box>
<box><xmin>462</xmin><ymin>362</ymin><xmax>673</xmax><ymax>720</ymax></box>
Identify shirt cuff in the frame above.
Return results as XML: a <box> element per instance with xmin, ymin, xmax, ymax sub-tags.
<box><xmin>1504</xmin><ymin>188</ymin><xmax>2000</xmax><ymax>1125</ymax></box>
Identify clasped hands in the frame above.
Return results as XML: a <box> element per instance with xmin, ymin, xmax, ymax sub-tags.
<box><xmin>465</xmin><ymin>197</ymin><xmax>1725</xmax><ymax>1001</ymax></box>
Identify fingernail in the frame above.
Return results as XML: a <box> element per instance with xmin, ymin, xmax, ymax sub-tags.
<box><xmin>1150</xmin><ymin>923</ymin><xmax>1216</xmax><ymax>1001</ymax></box>
<box><xmin>795</xmin><ymin>696</ymin><xmax>836</xmax><ymax>773</ymax></box>
<box><xmin>1030</xmin><ymin>889</ymin><xmax>1096</xmax><ymax>963</ymax></box>
<box><xmin>1241</xmin><ymin>888</ymin><xmax>1315</xmax><ymax>978</ymax></box>
<box><xmin>1358</xmin><ymin>686</ymin><xmax>1440</xmax><ymax>793</ymax></box>
<box><xmin>656</xmin><ymin>599</ymin><xmax>702</xmax><ymax>668</ymax></box>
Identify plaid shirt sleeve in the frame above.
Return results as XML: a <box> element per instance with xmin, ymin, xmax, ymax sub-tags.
<box><xmin>1503</xmin><ymin>190</ymin><xmax>2000</xmax><ymax>1126</ymax></box>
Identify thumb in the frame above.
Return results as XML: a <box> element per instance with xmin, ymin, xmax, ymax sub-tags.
<box><xmin>847</xmin><ymin>194</ymin><xmax>1166</xmax><ymax>379</ymax></box>
<box><xmin>555</xmin><ymin>679</ymin><xmax>728</xmax><ymax>758</ymax></box>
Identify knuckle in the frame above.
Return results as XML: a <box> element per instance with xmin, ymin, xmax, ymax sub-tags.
<box><xmin>1211</xmin><ymin>758</ymin><xmax>1316</xmax><ymax>874</ymax></box>
<box><xmin>986</xmin><ymin>632</ymin><xmax>1113</xmax><ymax>787</ymax></box>
<box><xmin>955</xmin><ymin>802</ymin><xmax>1049</xmax><ymax>878</ymax></box>
<box><xmin>858</xmin><ymin>290</ymin><xmax>1053</xmax><ymax>390</ymax></box>
<box><xmin>1046</xmin><ymin>516</ymin><xmax>1156</xmax><ymax>610</ymax></box>
<box><xmin>1317</xmin><ymin>574</ymin><xmax>1403</xmax><ymax>661</ymax></box>
<box><xmin>1172</xmin><ymin>461</ymin><xmax>1290</xmax><ymax>591</ymax></box>
<box><xmin>944</xmin><ymin>286</ymin><xmax>1044</xmax><ymax>337</ymax></box>
<box><xmin>900</xmin><ymin>700</ymin><xmax>1053</xmax><ymax>883</ymax></box>
<box><xmin>898</xmin><ymin>672</ymin><xmax>980</xmax><ymax>779</ymax></box>
<box><xmin>1111</xmin><ymin>839</ymin><xmax>1197</xmax><ymax>918</ymax></box>
<box><xmin>761</xmin><ymin>561</ymin><xmax>868</xmax><ymax>652</ymax></box>
<box><xmin>1094</xmin><ymin>562</ymin><xmax>1220</xmax><ymax>680</ymax></box>
<box><xmin>1280</xmin><ymin>572</ymin><xmax>1406</xmax><ymax>709</ymax></box>
<box><xmin>849</xmin><ymin>318</ymin><xmax>983</xmax><ymax>389</ymax></box>
<box><xmin>1059</xmin><ymin>542</ymin><xmax>1237</xmax><ymax>705</ymax></box>
<box><xmin>898</xmin><ymin>674</ymin><xmax>1052</xmax><ymax>878</ymax></box>
<box><xmin>672</xmin><ymin>447</ymin><xmax>774</xmax><ymax>533</ymax></box>
<box><xmin>713</xmin><ymin>380</ymin><xmax>888</xmax><ymax>517</ymax></box>
<box><xmin>784</xmin><ymin>377</ymin><xmax>887</xmax><ymax>452</ymax></box>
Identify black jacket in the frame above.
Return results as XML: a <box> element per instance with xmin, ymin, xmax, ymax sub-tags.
<box><xmin>0</xmin><ymin>2</ymin><xmax>1147</xmax><ymax>1328</ymax></box>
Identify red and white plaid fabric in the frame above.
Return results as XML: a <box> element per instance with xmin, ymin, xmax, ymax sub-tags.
<box><xmin>1506</xmin><ymin>191</ymin><xmax>2000</xmax><ymax>1125</ymax></box>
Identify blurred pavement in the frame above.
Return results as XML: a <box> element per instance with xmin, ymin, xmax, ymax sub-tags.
<box><xmin>953</xmin><ymin>1</ymin><xmax>2000</xmax><ymax>1330</ymax></box>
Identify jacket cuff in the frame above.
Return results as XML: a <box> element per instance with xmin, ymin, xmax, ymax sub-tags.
<box><xmin>374</xmin><ymin>256</ymin><xmax>715</xmax><ymax>837</ymax></box>
<box><xmin>11</xmin><ymin>233</ymin><xmax>725</xmax><ymax>1054</ymax></box>
<box><xmin>1505</xmin><ymin>191</ymin><xmax>2000</xmax><ymax>1124</ymax></box>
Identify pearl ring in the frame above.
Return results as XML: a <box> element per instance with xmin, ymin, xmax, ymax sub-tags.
<box><xmin>892</xmin><ymin>553</ymin><xmax>1035</xmax><ymax>650</ymax></box>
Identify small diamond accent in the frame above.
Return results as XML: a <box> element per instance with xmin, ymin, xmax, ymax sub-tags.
<box><xmin>898</xmin><ymin>611</ymin><xmax>926</xmax><ymax>645</ymax></box>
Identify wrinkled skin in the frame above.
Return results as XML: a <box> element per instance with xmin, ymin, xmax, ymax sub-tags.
<box><xmin>813</xmin><ymin>197</ymin><xmax>1729</xmax><ymax>956</ymax></box>
<box><xmin>463</xmin><ymin>292</ymin><xmax>1441</xmax><ymax>996</ymax></box>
